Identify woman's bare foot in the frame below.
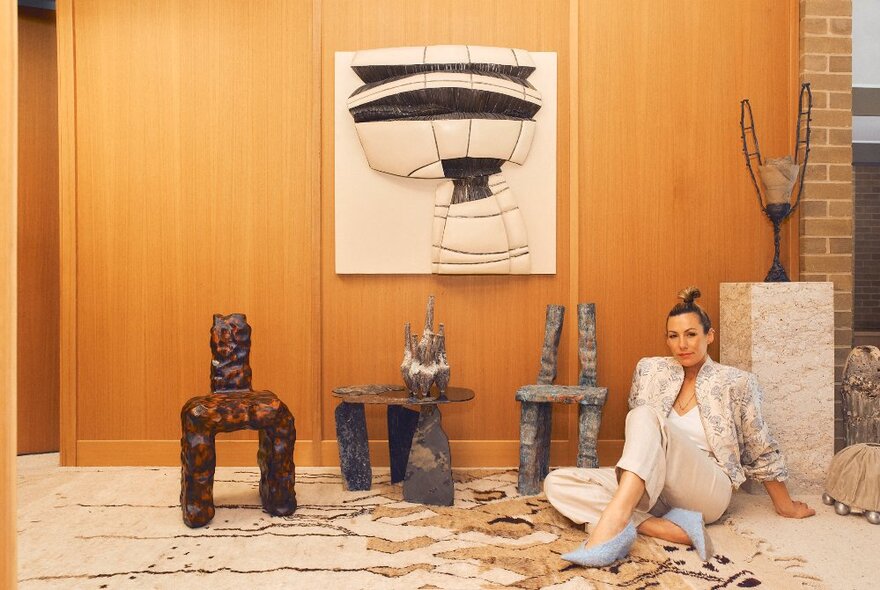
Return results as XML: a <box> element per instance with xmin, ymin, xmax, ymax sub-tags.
<box><xmin>585</xmin><ymin>506</ymin><xmax>631</xmax><ymax>548</ymax></box>
<box><xmin>637</xmin><ymin>516</ymin><xmax>690</xmax><ymax>545</ymax></box>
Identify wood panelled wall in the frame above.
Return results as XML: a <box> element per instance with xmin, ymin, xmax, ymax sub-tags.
<box><xmin>580</xmin><ymin>0</ymin><xmax>799</xmax><ymax>442</ymax></box>
<box><xmin>1</xmin><ymin>0</ymin><xmax>18</xmax><ymax>584</ymax></box>
<box><xmin>18</xmin><ymin>7</ymin><xmax>59</xmax><ymax>455</ymax></box>
<box><xmin>58</xmin><ymin>0</ymin><xmax>799</xmax><ymax>467</ymax></box>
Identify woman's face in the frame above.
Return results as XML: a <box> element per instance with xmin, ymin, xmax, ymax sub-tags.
<box><xmin>666</xmin><ymin>312</ymin><xmax>714</xmax><ymax>368</ymax></box>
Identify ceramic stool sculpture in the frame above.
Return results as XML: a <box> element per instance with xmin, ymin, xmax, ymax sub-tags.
<box><xmin>180</xmin><ymin>314</ymin><xmax>297</xmax><ymax>528</ymax></box>
<box><xmin>516</xmin><ymin>304</ymin><xmax>608</xmax><ymax>495</ymax></box>
<box><xmin>822</xmin><ymin>443</ymin><xmax>880</xmax><ymax>525</ymax></box>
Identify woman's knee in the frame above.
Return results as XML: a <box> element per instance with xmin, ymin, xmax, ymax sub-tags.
<box><xmin>542</xmin><ymin>468</ymin><xmax>572</xmax><ymax>500</ymax></box>
<box><xmin>704</xmin><ymin>492</ymin><xmax>732</xmax><ymax>524</ymax></box>
<box><xmin>704</xmin><ymin>504</ymin><xmax>728</xmax><ymax>524</ymax></box>
<box><xmin>625</xmin><ymin>405</ymin><xmax>662</xmax><ymax>429</ymax></box>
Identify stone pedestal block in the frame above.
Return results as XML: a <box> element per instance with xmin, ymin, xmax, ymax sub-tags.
<box><xmin>720</xmin><ymin>282</ymin><xmax>834</xmax><ymax>492</ymax></box>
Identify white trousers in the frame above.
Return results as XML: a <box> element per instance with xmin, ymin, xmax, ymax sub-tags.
<box><xmin>544</xmin><ymin>405</ymin><xmax>732</xmax><ymax>528</ymax></box>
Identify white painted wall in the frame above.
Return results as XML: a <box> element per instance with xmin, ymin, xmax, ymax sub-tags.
<box><xmin>854</xmin><ymin>0</ymin><xmax>879</xmax><ymax>144</ymax></box>
<box><xmin>854</xmin><ymin>0</ymin><xmax>880</xmax><ymax>88</ymax></box>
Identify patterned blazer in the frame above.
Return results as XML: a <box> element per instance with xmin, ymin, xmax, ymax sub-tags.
<box><xmin>628</xmin><ymin>355</ymin><xmax>788</xmax><ymax>489</ymax></box>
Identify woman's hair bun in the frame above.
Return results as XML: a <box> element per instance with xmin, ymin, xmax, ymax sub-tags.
<box><xmin>677</xmin><ymin>286</ymin><xmax>701</xmax><ymax>305</ymax></box>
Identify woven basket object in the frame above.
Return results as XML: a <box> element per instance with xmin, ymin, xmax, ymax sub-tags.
<box><xmin>823</xmin><ymin>443</ymin><xmax>880</xmax><ymax>524</ymax></box>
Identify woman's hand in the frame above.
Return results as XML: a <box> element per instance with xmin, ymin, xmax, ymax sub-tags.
<box><xmin>774</xmin><ymin>499</ymin><xmax>815</xmax><ymax>519</ymax></box>
<box><xmin>762</xmin><ymin>480</ymin><xmax>816</xmax><ymax>518</ymax></box>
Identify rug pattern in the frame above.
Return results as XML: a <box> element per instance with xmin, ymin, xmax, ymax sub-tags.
<box><xmin>17</xmin><ymin>466</ymin><xmax>813</xmax><ymax>589</ymax></box>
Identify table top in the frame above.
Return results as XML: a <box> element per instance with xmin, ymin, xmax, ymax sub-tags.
<box><xmin>332</xmin><ymin>385</ymin><xmax>474</xmax><ymax>406</ymax></box>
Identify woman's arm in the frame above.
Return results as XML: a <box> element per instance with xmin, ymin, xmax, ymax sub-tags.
<box><xmin>737</xmin><ymin>373</ymin><xmax>813</xmax><ymax>517</ymax></box>
<box><xmin>738</xmin><ymin>374</ymin><xmax>788</xmax><ymax>482</ymax></box>
<box><xmin>627</xmin><ymin>359</ymin><xmax>644</xmax><ymax>410</ymax></box>
<box><xmin>763</xmin><ymin>480</ymin><xmax>815</xmax><ymax>518</ymax></box>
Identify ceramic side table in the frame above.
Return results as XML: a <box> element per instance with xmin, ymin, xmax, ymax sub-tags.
<box><xmin>332</xmin><ymin>386</ymin><xmax>474</xmax><ymax>506</ymax></box>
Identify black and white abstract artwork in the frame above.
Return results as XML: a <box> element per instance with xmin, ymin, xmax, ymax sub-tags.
<box><xmin>335</xmin><ymin>46</ymin><xmax>557</xmax><ymax>275</ymax></box>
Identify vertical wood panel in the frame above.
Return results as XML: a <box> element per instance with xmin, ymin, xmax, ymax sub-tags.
<box><xmin>57</xmin><ymin>0</ymin><xmax>78</xmax><ymax>465</ymax></box>
<box><xmin>71</xmin><ymin>1</ymin><xmax>318</xmax><ymax>444</ymax></box>
<box><xmin>1</xmin><ymin>0</ymin><xmax>18</xmax><ymax>583</ymax></box>
<box><xmin>566</xmin><ymin>0</ymin><xmax>581</xmax><ymax>460</ymax></box>
<box><xmin>580</xmin><ymin>0</ymin><xmax>797</xmax><ymax>441</ymax></box>
<box><xmin>320</xmin><ymin>0</ymin><xmax>575</xmax><ymax>453</ymax></box>
<box><xmin>18</xmin><ymin>8</ymin><xmax>59</xmax><ymax>455</ymax></box>
<box><xmin>60</xmin><ymin>0</ymin><xmax>799</xmax><ymax>466</ymax></box>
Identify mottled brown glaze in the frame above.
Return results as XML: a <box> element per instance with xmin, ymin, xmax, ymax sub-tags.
<box><xmin>180</xmin><ymin>314</ymin><xmax>296</xmax><ymax>528</ymax></box>
<box><xmin>210</xmin><ymin>313</ymin><xmax>253</xmax><ymax>393</ymax></box>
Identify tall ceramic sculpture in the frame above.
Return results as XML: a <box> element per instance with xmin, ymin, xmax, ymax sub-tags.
<box><xmin>401</xmin><ymin>295</ymin><xmax>450</xmax><ymax>398</ymax></box>
<box><xmin>740</xmin><ymin>83</ymin><xmax>813</xmax><ymax>282</ymax></box>
<box><xmin>347</xmin><ymin>45</ymin><xmax>542</xmax><ymax>274</ymax></box>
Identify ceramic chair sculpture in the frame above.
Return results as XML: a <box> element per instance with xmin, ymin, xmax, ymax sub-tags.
<box><xmin>516</xmin><ymin>304</ymin><xmax>608</xmax><ymax>495</ymax></box>
<box><xmin>180</xmin><ymin>314</ymin><xmax>297</xmax><ymax>528</ymax></box>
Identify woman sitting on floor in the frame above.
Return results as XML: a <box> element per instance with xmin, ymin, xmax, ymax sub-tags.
<box><xmin>544</xmin><ymin>286</ymin><xmax>815</xmax><ymax>567</ymax></box>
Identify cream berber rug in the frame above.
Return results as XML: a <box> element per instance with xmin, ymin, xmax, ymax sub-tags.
<box><xmin>18</xmin><ymin>464</ymin><xmax>824</xmax><ymax>589</ymax></box>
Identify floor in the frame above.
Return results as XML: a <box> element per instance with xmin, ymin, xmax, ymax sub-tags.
<box><xmin>15</xmin><ymin>453</ymin><xmax>879</xmax><ymax>590</ymax></box>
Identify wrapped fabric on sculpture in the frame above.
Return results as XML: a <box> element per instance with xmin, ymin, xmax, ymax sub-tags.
<box><xmin>347</xmin><ymin>45</ymin><xmax>542</xmax><ymax>274</ymax></box>
<box><xmin>758</xmin><ymin>156</ymin><xmax>801</xmax><ymax>205</ymax></box>
<box><xmin>823</xmin><ymin>443</ymin><xmax>880</xmax><ymax>525</ymax></box>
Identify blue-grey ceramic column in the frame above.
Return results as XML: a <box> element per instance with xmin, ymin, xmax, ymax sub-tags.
<box><xmin>334</xmin><ymin>403</ymin><xmax>372</xmax><ymax>491</ymax></box>
<box><xmin>577</xmin><ymin>303</ymin><xmax>597</xmax><ymax>387</ymax></box>
<box><xmin>538</xmin><ymin>305</ymin><xmax>565</xmax><ymax>384</ymax></box>
<box><xmin>388</xmin><ymin>405</ymin><xmax>420</xmax><ymax>484</ymax></box>
<box><xmin>404</xmin><ymin>405</ymin><xmax>453</xmax><ymax>505</ymax></box>
<box><xmin>518</xmin><ymin>304</ymin><xmax>565</xmax><ymax>495</ymax></box>
<box><xmin>577</xmin><ymin>402</ymin><xmax>603</xmax><ymax>468</ymax></box>
<box><xmin>576</xmin><ymin>303</ymin><xmax>601</xmax><ymax>467</ymax></box>
<box><xmin>517</xmin><ymin>402</ymin><xmax>553</xmax><ymax>495</ymax></box>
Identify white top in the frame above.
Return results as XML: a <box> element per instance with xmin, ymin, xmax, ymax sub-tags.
<box><xmin>667</xmin><ymin>406</ymin><xmax>710</xmax><ymax>453</ymax></box>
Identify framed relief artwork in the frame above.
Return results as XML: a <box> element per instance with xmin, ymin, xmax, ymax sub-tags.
<box><xmin>335</xmin><ymin>46</ymin><xmax>557</xmax><ymax>275</ymax></box>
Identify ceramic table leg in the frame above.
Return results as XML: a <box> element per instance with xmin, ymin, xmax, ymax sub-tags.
<box><xmin>404</xmin><ymin>405</ymin><xmax>453</xmax><ymax>505</ymax></box>
<box><xmin>388</xmin><ymin>405</ymin><xmax>420</xmax><ymax>484</ymax></box>
<box><xmin>335</xmin><ymin>402</ymin><xmax>372</xmax><ymax>491</ymax></box>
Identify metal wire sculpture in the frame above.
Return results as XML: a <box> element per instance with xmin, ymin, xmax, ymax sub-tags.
<box><xmin>740</xmin><ymin>83</ymin><xmax>813</xmax><ymax>282</ymax></box>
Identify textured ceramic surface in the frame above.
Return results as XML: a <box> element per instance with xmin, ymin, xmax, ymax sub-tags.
<box><xmin>334</xmin><ymin>52</ymin><xmax>556</xmax><ymax>275</ymax></box>
<box><xmin>180</xmin><ymin>315</ymin><xmax>297</xmax><ymax>528</ymax></box>
<box><xmin>345</xmin><ymin>45</ymin><xmax>546</xmax><ymax>274</ymax></box>
<box><xmin>334</xmin><ymin>403</ymin><xmax>372</xmax><ymax>491</ymax></box>
<box><xmin>719</xmin><ymin>282</ymin><xmax>834</xmax><ymax>492</ymax></box>
<box><xmin>333</xmin><ymin>387</ymin><xmax>474</xmax><ymax>504</ymax></box>
<box><xmin>517</xmin><ymin>304</ymin><xmax>608</xmax><ymax>495</ymax></box>
<box><xmin>841</xmin><ymin>346</ymin><xmax>880</xmax><ymax>445</ymax></box>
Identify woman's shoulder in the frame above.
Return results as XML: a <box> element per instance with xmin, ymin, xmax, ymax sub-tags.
<box><xmin>707</xmin><ymin>360</ymin><xmax>757</xmax><ymax>387</ymax></box>
<box><xmin>635</xmin><ymin>356</ymin><xmax>677</xmax><ymax>371</ymax></box>
<box><xmin>638</xmin><ymin>356</ymin><xmax>675</xmax><ymax>367</ymax></box>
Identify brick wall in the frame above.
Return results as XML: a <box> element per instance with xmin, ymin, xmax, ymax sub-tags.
<box><xmin>798</xmin><ymin>0</ymin><xmax>853</xmax><ymax>451</ymax></box>
<box><xmin>855</xmin><ymin>164</ymin><xmax>880</xmax><ymax>330</ymax></box>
